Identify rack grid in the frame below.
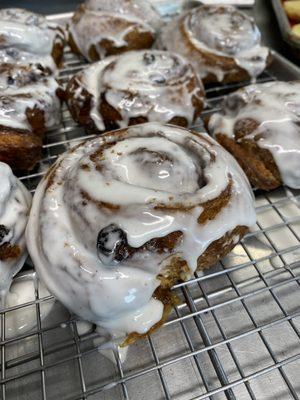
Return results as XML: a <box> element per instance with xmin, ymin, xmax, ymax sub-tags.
<box><xmin>1</xmin><ymin>28</ymin><xmax>300</xmax><ymax>400</ymax></box>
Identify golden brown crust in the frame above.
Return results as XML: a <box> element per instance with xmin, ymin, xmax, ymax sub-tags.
<box><xmin>0</xmin><ymin>242</ymin><xmax>21</xmax><ymax>261</ymax></box>
<box><xmin>213</xmin><ymin>117</ymin><xmax>282</xmax><ymax>190</ymax></box>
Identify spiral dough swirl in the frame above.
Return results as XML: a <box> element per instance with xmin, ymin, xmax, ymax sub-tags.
<box><xmin>27</xmin><ymin>123</ymin><xmax>255</xmax><ymax>340</ymax></box>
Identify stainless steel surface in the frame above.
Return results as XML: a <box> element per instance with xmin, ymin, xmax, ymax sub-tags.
<box><xmin>1</xmin><ymin>10</ymin><xmax>300</xmax><ymax>400</ymax></box>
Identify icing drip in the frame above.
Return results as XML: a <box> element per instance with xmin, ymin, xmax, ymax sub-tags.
<box><xmin>0</xmin><ymin>64</ymin><xmax>61</xmax><ymax>131</ymax></box>
<box><xmin>209</xmin><ymin>81</ymin><xmax>300</xmax><ymax>189</ymax></box>
<box><xmin>0</xmin><ymin>8</ymin><xmax>64</xmax><ymax>71</ymax></box>
<box><xmin>159</xmin><ymin>5</ymin><xmax>269</xmax><ymax>82</ymax></box>
<box><xmin>26</xmin><ymin>122</ymin><xmax>255</xmax><ymax>340</ymax></box>
<box><xmin>0</xmin><ymin>162</ymin><xmax>31</xmax><ymax>294</ymax></box>
<box><xmin>69</xmin><ymin>0</ymin><xmax>160</xmax><ymax>61</ymax></box>
<box><xmin>68</xmin><ymin>50</ymin><xmax>204</xmax><ymax>130</ymax></box>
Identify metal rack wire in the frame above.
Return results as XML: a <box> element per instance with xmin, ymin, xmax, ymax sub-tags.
<box><xmin>0</xmin><ymin>37</ymin><xmax>300</xmax><ymax>400</ymax></box>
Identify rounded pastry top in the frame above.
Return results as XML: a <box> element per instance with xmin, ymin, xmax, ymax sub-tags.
<box><xmin>27</xmin><ymin>122</ymin><xmax>255</xmax><ymax>338</ymax></box>
<box><xmin>159</xmin><ymin>5</ymin><xmax>270</xmax><ymax>82</ymax></box>
<box><xmin>68</xmin><ymin>0</ymin><xmax>160</xmax><ymax>62</ymax></box>
<box><xmin>208</xmin><ymin>81</ymin><xmax>300</xmax><ymax>189</ymax></box>
<box><xmin>84</xmin><ymin>0</ymin><xmax>161</xmax><ymax>30</ymax></box>
<box><xmin>0</xmin><ymin>162</ymin><xmax>31</xmax><ymax>292</ymax></box>
<box><xmin>0</xmin><ymin>8</ymin><xmax>64</xmax><ymax>70</ymax></box>
<box><xmin>66</xmin><ymin>50</ymin><xmax>204</xmax><ymax>130</ymax></box>
<box><xmin>0</xmin><ymin>63</ymin><xmax>61</xmax><ymax>132</ymax></box>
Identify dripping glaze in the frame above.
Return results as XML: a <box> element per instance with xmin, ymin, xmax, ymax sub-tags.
<box><xmin>159</xmin><ymin>5</ymin><xmax>269</xmax><ymax>82</ymax></box>
<box><xmin>67</xmin><ymin>50</ymin><xmax>204</xmax><ymax>130</ymax></box>
<box><xmin>26</xmin><ymin>122</ymin><xmax>255</xmax><ymax>341</ymax></box>
<box><xmin>209</xmin><ymin>81</ymin><xmax>300</xmax><ymax>189</ymax></box>
<box><xmin>0</xmin><ymin>162</ymin><xmax>31</xmax><ymax>295</ymax></box>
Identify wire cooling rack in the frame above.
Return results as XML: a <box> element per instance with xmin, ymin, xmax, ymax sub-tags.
<box><xmin>1</xmin><ymin>30</ymin><xmax>300</xmax><ymax>400</ymax></box>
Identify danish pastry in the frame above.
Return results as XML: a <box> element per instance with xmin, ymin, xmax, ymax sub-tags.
<box><xmin>159</xmin><ymin>5</ymin><xmax>271</xmax><ymax>84</ymax></box>
<box><xmin>68</xmin><ymin>0</ymin><xmax>161</xmax><ymax>62</ymax></box>
<box><xmin>27</xmin><ymin>122</ymin><xmax>255</xmax><ymax>343</ymax></box>
<box><xmin>66</xmin><ymin>50</ymin><xmax>205</xmax><ymax>131</ymax></box>
<box><xmin>0</xmin><ymin>8</ymin><xmax>65</xmax><ymax>71</ymax></box>
<box><xmin>208</xmin><ymin>81</ymin><xmax>300</xmax><ymax>190</ymax></box>
<box><xmin>0</xmin><ymin>63</ymin><xmax>62</xmax><ymax>171</ymax></box>
<box><xmin>0</xmin><ymin>162</ymin><xmax>31</xmax><ymax>295</ymax></box>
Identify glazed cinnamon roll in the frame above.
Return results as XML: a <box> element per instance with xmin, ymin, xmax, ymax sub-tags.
<box><xmin>0</xmin><ymin>8</ymin><xmax>65</xmax><ymax>71</ymax></box>
<box><xmin>208</xmin><ymin>81</ymin><xmax>300</xmax><ymax>190</ymax></box>
<box><xmin>159</xmin><ymin>5</ymin><xmax>271</xmax><ymax>84</ymax></box>
<box><xmin>66</xmin><ymin>50</ymin><xmax>205</xmax><ymax>131</ymax></box>
<box><xmin>0</xmin><ymin>162</ymin><xmax>31</xmax><ymax>295</ymax></box>
<box><xmin>0</xmin><ymin>63</ymin><xmax>62</xmax><ymax>171</ymax></box>
<box><xmin>27</xmin><ymin>122</ymin><xmax>255</xmax><ymax>343</ymax></box>
<box><xmin>68</xmin><ymin>0</ymin><xmax>161</xmax><ymax>62</ymax></box>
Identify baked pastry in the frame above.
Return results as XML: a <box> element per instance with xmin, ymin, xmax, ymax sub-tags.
<box><xmin>284</xmin><ymin>1</ymin><xmax>300</xmax><ymax>22</ymax></box>
<box><xmin>68</xmin><ymin>0</ymin><xmax>161</xmax><ymax>62</ymax></box>
<box><xmin>0</xmin><ymin>8</ymin><xmax>65</xmax><ymax>71</ymax></box>
<box><xmin>66</xmin><ymin>50</ymin><xmax>205</xmax><ymax>131</ymax></box>
<box><xmin>292</xmin><ymin>23</ymin><xmax>300</xmax><ymax>37</ymax></box>
<box><xmin>26</xmin><ymin>122</ymin><xmax>255</xmax><ymax>344</ymax></box>
<box><xmin>0</xmin><ymin>162</ymin><xmax>31</xmax><ymax>294</ymax></box>
<box><xmin>158</xmin><ymin>5</ymin><xmax>271</xmax><ymax>84</ymax></box>
<box><xmin>208</xmin><ymin>81</ymin><xmax>300</xmax><ymax>190</ymax></box>
<box><xmin>0</xmin><ymin>63</ymin><xmax>62</xmax><ymax>171</ymax></box>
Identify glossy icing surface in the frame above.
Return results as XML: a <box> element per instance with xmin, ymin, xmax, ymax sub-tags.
<box><xmin>0</xmin><ymin>8</ymin><xmax>63</xmax><ymax>70</ymax></box>
<box><xmin>68</xmin><ymin>50</ymin><xmax>204</xmax><ymax>130</ymax></box>
<box><xmin>159</xmin><ymin>5</ymin><xmax>269</xmax><ymax>82</ymax></box>
<box><xmin>0</xmin><ymin>64</ymin><xmax>61</xmax><ymax>131</ymax></box>
<box><xmin>69</xmin><ymin>0</ymin><xmax>160</xmax><ymax>62</ymax></box>
<box><xmin>209</xmin><ymin>81</ymin><xmax>300</xmax><ymax>189</ymax></box>
<box><xmin>26</xmin><ymin>122</ymin><xmax>255</xmax><ymax>339</ymax></box>
<box><xmin>0</xmin><ymin>162</ymin><xmax>31</xmax><ymax>294</ymax></box>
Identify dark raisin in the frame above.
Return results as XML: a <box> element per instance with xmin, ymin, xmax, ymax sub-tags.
<box><xmin>150</xmin><ymin>73</ymin><xmax>166</xmax><ymax>84</ymax></box>
<box><xmin>143</xmin><ymin>53</ymin><xmax>155</xmax><ymax>65</ymax></box>
<box><xmin>97</xmin><ymin>224</ymin><xmax>129</xmax><ymax>265</ymax></box>
<box><xmin>7</xmin><ymin>76</ymin><xmax>15</xmax><ymax>85</ymax></box>
<box><xmin>0</xmin><ymin>225</ymin><xmax>9</xmax><ymax>245</ymax></box>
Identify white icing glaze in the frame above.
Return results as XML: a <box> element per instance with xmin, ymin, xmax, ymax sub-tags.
<box><xmin>85</xmin><ymin>0</ymin><xmax>162</xmax><ymax>31</ymax></box>
<box><xmin>208</xmin><ymin>81</ymin><xmax>300</xmax><ymax>189</ymax></box>
<box><xmin>2</xmin><ymin>270</ymin><xmax>54</xmax><ymax>339</ymax></box>
<box><xmin>26</xmin><ymin>122</ymin><xmax>255</xmax><ymax>340</ymax></box>
<box><xmin>0</xmin><ymin>8</ymin><xmax>63</xmax><ymax>71</ymax></box>
<box><xmin>0</xmin><ymin>64</ymin><xmax>61</xmax><ymax>131</ymax></box>
<box><xmin>69</xmin><ymin>0</ymin><xmax>159</xmax><ymax>62</ymax></box>
<box><xmin>159</xmin><ymin>5</ymin><xmax>269</xmax><ymax>82</ymax></box>
<box><xmin>68</xmin><ymin>50</ymin><xmax>204</xmax><ymax>130</ymax></box>
<box><xmin>0</xmin><ymin>162</ymin><xmax>31</xmax><ymax>294</ymax></box>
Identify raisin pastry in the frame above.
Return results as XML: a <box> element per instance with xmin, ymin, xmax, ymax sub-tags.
<box><xmin>0</xmin><ymin>63</ymin><xmax>62</xmax><ymax>171</ymax></box>
<box><xmin>208</xmin><ymin>81</ymin><xmax>300</xmax><ymax>190</ymax></box>
<box><xmin>27</xmin><ymin>122</ymin><xmax>255</xmax><ymax>344</ymax></box>
<box><xmin>159</xmin><ymin>5</ymin><xmax>271</xmax><ymax>84</ymax></box>
<box><xmin>66</xmin><ymin>50</ymin><xmax>205</xmax><ymax>131</ymax></box>
<box><xmin>0</xmin><ymin>162</ymin><xmax>31</xmax><ymax>295</ymax></box>
<box><xmin>68</xmin><ymin>0</ymin><xmax>161</xmax><ymax>62</ymax></box>
<box><xmin>0</xmin><ymin>8</ymin><xmax>65</xmax><ymax>71</ymax></box>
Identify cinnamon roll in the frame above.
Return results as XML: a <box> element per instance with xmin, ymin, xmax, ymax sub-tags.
<box><xmin>0</xmin><ymin>162</ymin><xmax>31</xmax><ymax>295</ymax></box>
<box><xmin>0</xmin><ymin>63</ymin><xmax>62</xmax><ymax>171</ymax></box>
<box><xmin>208</xmin><ymin>81</ymin><xmax>300</xmax><ymax>190</ymax></box>
<box><xmin>0</xmin><ymin>8</ymin><xmax>65</xmax><ymax>71</ymax></box>
<box><xmin>26</xmin><ymin>122</ymin><xmax>255</xmax><ymax>343</ymax></box>
<box><xmin>66</xmin><ymin>50</ymin><xmax>205</xmax><ymax>131</ymax></box>
<box><xmin>159</xmin><ymin>5</ymin><xmax>271</xmax><ymax>84</ymax></box>
<box><xmin>68</xmin><ymin>0</ymin><xmax>161</xmax><ymax>62</ymax></box>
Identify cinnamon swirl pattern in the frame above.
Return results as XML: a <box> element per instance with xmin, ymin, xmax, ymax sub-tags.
<box><xmin>208</xmin><ymin>81</ymin><xmax>300</xmax><ymax>190</ymax></box>
<box><xmin>66</xmin><ymin>50</ymin><xmax>205</xmax><ymax>131</ymax></box>
<box><xmin>0</xmin><ymin>162</ymin><xmax>31</xmax><ymax>294</ymax></box>
<box><xmin>68</xmin><ymin>0</ymin><xmax>161</xmax><ymax>62</ymax></box>
<box><xmin>0</xmin><ymin>8</ymin><xmax>65</xmax><ymax>71</ymax></box>
<box><xmin>27</xmin><ymin>122</ymin><xmax>255</xmax><ymax>343</ymax></box>
<box><xmin>159</xmin><ymin>5</ymin><xmax>270</xmax><ymax>84</ymax></box>
<box><xmin>0</xmin><ymin>63</ymin><xmax>62</xmax><ymax>171</ymax></box>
